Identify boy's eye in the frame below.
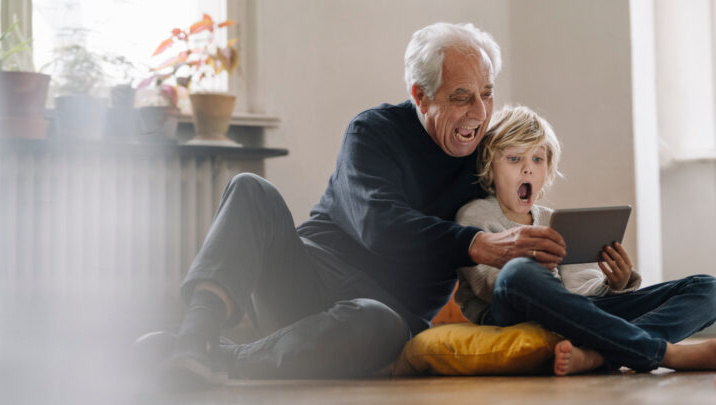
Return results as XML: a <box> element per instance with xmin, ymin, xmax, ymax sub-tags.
<box><xmin>507</xmin><ymin>156</ymin><xmax>520</xmax><ymax>163</ymax></box>
<box><xmin>533</xmin><ymin>157</ymin><xmax>544</xmax><ymax>163</ymax></box>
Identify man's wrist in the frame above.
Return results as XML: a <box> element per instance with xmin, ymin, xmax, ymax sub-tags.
<box><xmin>468</xmin><ymin>230</ymin><xmax>484</xmax><ymax>264</ymax></box>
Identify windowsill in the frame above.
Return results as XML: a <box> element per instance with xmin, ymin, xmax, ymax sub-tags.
<box><xmin>177</xmin><ymin>113</ymin><xmax>280</xmax><ymax>128</ymax></box>
<box><xmin>0</xmin><ymin>137</ymin><xmax>288</xmax><ymax>159</ymax></box>
<box><xmin>671</xmin><ymin>149</ymin><xmax>716</xmax><ymax>163</ymax></box>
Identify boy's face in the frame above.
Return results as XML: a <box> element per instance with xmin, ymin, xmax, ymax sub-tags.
<box><xmin>492</xmin><ymin>145</ymin><xmax>548</xmax><ymax>224</ymax></box>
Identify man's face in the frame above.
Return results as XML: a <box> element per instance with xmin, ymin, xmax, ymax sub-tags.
<box><xmin>413</xmin><ymin>47</ymin><xmax>494</xmax><ymax>157</ymax></box>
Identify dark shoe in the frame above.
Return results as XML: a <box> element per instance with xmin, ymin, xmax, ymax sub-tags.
<box><xmin>133</xmin><ymin>331</ymin><xmax>235</xmax><ymax>391</ymax></box>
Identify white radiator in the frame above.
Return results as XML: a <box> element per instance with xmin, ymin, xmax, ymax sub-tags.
<box><xmin>0</xmin><ymin>148</ymin><xmax>220</xmax><ymax>298</ymax></box>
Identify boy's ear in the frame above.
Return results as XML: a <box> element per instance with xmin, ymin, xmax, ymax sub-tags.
<box><xmin>411</xmin><ymin>84</ymin><xmax>430</xmax><ymax>114</ymax></box>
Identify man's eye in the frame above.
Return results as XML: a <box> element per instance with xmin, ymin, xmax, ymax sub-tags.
<box><xmin>452</xmin><ymin>97</ymin><xmax>470</xmax><ymax>103</ymax></box>
<box><xmin>481</xmin><ymin>92</ymin><xmax>493</xmax><ymax>99</ymax></box>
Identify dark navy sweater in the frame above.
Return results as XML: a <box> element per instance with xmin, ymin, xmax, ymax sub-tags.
<box><xmin>297</xmin><ymin>100</ymin><xmax>487</xmax><ymax>334</ymax></box>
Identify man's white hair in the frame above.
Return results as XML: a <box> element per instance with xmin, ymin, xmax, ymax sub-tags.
<box><xmin>404</xmin><ymin>22</ymin><xmax>502</xmax><ymax>101</ymax></box>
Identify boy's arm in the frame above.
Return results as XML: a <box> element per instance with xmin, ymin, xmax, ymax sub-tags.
<box><xmin>560</xmin><ymin>264</ymin><xmax>641</xmax><ymax>296</ymax></box>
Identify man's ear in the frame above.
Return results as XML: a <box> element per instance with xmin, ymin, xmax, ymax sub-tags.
<box><xmin>411</xmin><ymin>84</ymin><xmax>430</xmax><ymax>114</ymax></box>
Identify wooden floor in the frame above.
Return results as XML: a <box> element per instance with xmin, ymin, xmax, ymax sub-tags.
<box><xmin>132</xmin><ymin>371</ymin><xmax>716</xmax><ymax>405</ymax></box>
<box><xmin>4</xmin><ymin>296</ymin><xmax>715</xmax><ymax>405</ymax></box>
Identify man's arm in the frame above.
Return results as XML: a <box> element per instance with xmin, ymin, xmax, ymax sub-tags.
<box><xmin>468</xmin><ymin>226</ymin><xmax>567</xmax><ymax>269</ymax></box>
<box><xmin>327</xmin><ymin>129</ymin><xmax>479</xmax><ymax>269</ymax></box>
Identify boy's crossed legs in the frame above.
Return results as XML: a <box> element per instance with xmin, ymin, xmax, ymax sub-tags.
<box><xmin>487</xmin><ymin>258</ymin><xmax>716</xmax><ymax>375</ymax></box>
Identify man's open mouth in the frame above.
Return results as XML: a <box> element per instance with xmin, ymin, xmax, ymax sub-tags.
<box><xmin>518</xmin><ymin>182</ymin><xmax>532</xmax><ymax>202</ymax></box>
<box><xmin>455</xmin><ymin>126</ymin><xmax>479</xmax><ymax>142</ymax></box>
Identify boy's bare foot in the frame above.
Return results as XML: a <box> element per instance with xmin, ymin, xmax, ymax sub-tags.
<box><xmin>661</xmin><ymin>339</ymin><xmax>716</xmax><ymax>370</ymax></box>
<box><xmin>553</xmin><ymin>340</ymin><xmax>605</xmax><ymax>376</ymax></box>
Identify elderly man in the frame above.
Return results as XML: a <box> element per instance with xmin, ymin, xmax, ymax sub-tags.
<box><xmin>142</xmin><ymin>22</ymin><xmax>566</xmax><ymax>387</ymax></box>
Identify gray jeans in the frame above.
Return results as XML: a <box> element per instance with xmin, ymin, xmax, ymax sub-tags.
<box><xmin>181</xmin><ymin>173</ymin><xmax>411</xmax><ymax>378</ymax></box>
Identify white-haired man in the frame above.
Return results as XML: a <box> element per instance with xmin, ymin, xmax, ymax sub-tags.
<box><xmin>138</xmin><ymin>22</ymin><xmax>567</xmax><ymax>388</ymax></box>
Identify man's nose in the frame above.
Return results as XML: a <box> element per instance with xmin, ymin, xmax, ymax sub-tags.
<box><xmin>467</xmin><ymin>98</ymin><xmax>487</xmax><ymax>121</ymax></box>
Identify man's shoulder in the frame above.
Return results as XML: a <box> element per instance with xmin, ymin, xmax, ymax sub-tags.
<box><xmin>348</xmin><ymin>100</ymin><xmax>416</xmax><ymax>132</ymax></box>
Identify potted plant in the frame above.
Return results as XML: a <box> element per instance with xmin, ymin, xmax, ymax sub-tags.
<box><xmin>0</xmin><ymin>16</ymin><xmax>51</xmax><ymax>139</ymax></box>
<box><xmin>135</xmin><ymin>79</ymin><xmax>180</xmax><ymax>140</ymax></box>
<box><xmin>49</xmin><ymin>43</ymin><xmax>108</xmax><ymax>138</ymax></box>
<box><xmin>142</xmin><ymin>13</ymin><xmax>239</xmax><ymax>142</ymax></box>
<box><xmin>103</xmin><ymin>55</ymin><xmax>141</xmax><ymax>138</ymax></box>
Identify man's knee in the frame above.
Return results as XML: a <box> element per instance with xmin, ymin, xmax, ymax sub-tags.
<box><xmin>330</xmin><ymin>299</ymin><xmax>410</xmax><ymax>351</ymax></box>
<box><xmin>228</xmin><ymin>173</ymin><xmax>272</xmax><ymax>195</ymax></box>
<box><xmin>225</xmin><ymin>173</ymin><xmax>284</xmax><ymax>211</ymax></box>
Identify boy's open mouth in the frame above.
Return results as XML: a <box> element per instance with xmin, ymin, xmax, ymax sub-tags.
<box><xmin>518</xmin><ymin>182</ymin><xmax>532</xmax><ymax>202</ymax></box>
<box><xmin>454</xmin><ymin>125</ymin><xmax>479</xmax><ymax>142</ymax></box>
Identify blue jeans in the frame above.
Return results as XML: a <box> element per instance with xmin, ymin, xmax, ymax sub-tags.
<box><xmin>181</xmin><ymin>173</ymin><xmax>411</xmax><ymax>378</ymax></box>
<box><xmin>484</xmin><ymin>258</ymin><xmax>716</xmax><ymax>372</ymax></box>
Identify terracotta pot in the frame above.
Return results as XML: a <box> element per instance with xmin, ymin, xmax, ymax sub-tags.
<box><xmin>0</xmin><ymin>117</ymin><xmax>49</xmax><ymax>139</ymax></box>
<box><xmin>0</xmin><ymin>71</ymin><xmax>51</xmax><ymax>138</ymax></box>
<box><xmin>189</xmin><ymin>92</ymin><xmax>236</xmax><ymax>140</ymax></box>
<box><xmin>0</xmin><ymin>71</ymin><xmax>50</xmax><ymax>116</ymax></box>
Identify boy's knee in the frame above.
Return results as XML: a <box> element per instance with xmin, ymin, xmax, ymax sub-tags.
<box><xmin>496</xmin><ymin>257</ymin><xmax>547</xmax><ymax>289</ymax></box>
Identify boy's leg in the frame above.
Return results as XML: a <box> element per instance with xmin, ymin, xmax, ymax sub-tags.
<box><xmin>486</xmin><ymin>258</ymin><xmax>665</xmax><ymax>372</ymax></box>
<box><xmin>590</xmin><ymin>274</ymin><xmax>716</xmax><ymax>342</ymax></box>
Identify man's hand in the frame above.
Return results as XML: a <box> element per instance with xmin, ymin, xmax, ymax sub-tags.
<box><xmin>598</xmin><ymin>242</ymin><xmax>633</xmax><ymax>290</ymax></box>
<box><xmin>468</xmin><ymin>226</ymin><xmax>567</xmax><ymax>269</ymax></box>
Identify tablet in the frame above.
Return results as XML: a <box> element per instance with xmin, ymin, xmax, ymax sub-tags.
<box><xmin>548</xmin><ymin>205</ymin><xmax>631</xmax><ymax>265</ymax></box>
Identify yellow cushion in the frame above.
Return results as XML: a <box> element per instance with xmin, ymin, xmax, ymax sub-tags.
<box><xmin>391</xmin><ymin>322</ymin><xmax>562</xmax><ymax>376</ymax></box>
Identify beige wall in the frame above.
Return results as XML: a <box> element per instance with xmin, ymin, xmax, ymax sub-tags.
<box><xmin>259</xmin><ymin>0</ymin><xmax>511</xmax><ymax>224</ymax></box>
<box><xmin>506</xmin><ymin>0</ymin><xmax>638</xmax><ymax>260</ymax></box>
<box><xmin>259</xmin><ymin>0</ymin><xmax>637</xmax><ymax>261</ymax></box>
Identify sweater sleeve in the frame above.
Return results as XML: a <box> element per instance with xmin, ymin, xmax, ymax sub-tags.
<box><xmin>326</xmin><ymin>128</ymin><xmax>481</xmax><ymax>269</ymax></box>
<box><xmin>560</xmin><ymin>264</ymin><xmax>642</xmax><ymax>296</ymax></box>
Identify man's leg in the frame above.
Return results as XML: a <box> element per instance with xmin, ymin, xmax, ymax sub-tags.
<box><xmin>158</xmin><ymin>173</ymin><xmax>410</xmax><ymax>384</ymax></box>
<box><xmin>486</xmin><ymin>258</ymin><xmax>665</xmax><ymax>372</ymax></box>
<box><xmin>161</xmin><ymin>173</ymin><xmax>330</xmax><ymax>387</ymax></box>
<box><xmin>225</xmin><ymin>298</ymin><xmax>411</xmax><ymax>379</ymax></box>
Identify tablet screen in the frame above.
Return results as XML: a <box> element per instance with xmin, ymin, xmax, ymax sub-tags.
<box><xmin>548</xmin><ymin>205</ymin><xmax>631</xmax><ymax>265</ymax></box>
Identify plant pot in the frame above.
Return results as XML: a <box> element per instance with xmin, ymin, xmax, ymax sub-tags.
<box><xmin>0</xmin><ymin>71</ymin><xmax>50</xmax><ymax>138</ymax></box>
<box><xmin>0</xmin><ymin>71</ymin><xmax>50</xmax><ymax>116</ymax></box>
<box><xmin>188</xmin><ymin>92</ymin><xmax>236</xmax><ymax>141</ymax></box>
<box><xmin>138</xmin><ymin>105</ymin><xmax>179</xmax><ymax>139</ymax></box>
<box><xmin>0</xmin><ymin>117</ymin><xmax>49</xmax><ymax>139</ymax></box>
<box><xmin>105</xmin><ymin>107</ymin><xmax>139</xmax><ymax>138</ymax></box>
<box><xmin>55</xmin><ymin>94</ymin><xmax>107</xmax><ymax>139</ymax></box>
<box><xmin>110</xmin><ymin>84</ymin><xmax>136</xmax><ymax>109</ymax></box>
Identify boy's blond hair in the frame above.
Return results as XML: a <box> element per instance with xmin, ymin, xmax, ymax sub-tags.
<box><xmin>477</xmin><ymin>105</ymin><xmax>562</xmax><ymax>198</ymax></box>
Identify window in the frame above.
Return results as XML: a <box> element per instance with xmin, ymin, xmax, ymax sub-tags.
<box><xmin>6</xmin><ymin>0</ymin><xmax>238</xmax><ymax>112</ymax></box>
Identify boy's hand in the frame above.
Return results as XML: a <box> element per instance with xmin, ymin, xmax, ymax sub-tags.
<box><xmin>469</xmin><ymin>226</ymin><xmax>566</xmax><ymax>270</ymax></box>
<box><xmin>598</xmin><ymin>242</ymin><xmax>633</xmax><ymax>290</ymax></box>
